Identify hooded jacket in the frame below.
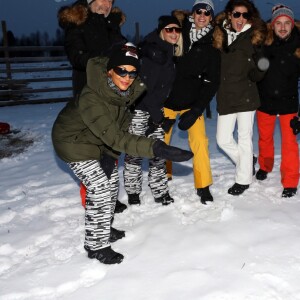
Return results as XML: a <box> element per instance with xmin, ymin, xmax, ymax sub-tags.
<box><xmin>58</xmin><ymin>0</ymin><xmax>126</xmax><ymax>97</ymax></box>
<box><xmin>134</xmin><ymin>30</ymin><xmax>177</xmax><ymax>123</ymax></box>
<box><xmin>257</xmin><ymin>22</ymin><xmax>300</xmax><ymax>116</ymax></box>
<box><xmin>213</xmin><ymin>12</ymin><xmax>267</xmax><ymax>115</ymax></box>
<box><xmin>52</xmin><ymin>57</ymin><xmax>156</xmax><ymax>162</ymax></box>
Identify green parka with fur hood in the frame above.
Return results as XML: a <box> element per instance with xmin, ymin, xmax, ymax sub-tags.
<box><xmin>213</xmin><ymin>12</ymin><xmax>267</xmax><ymax>115</ymax></box>
<box><xmin>52</xmin><ymin>57</ymin><xmax>156</xmax><ymax>162</ymax></box>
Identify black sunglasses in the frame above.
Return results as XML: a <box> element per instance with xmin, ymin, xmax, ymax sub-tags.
<box><xmin>164</xmin><ymin>27</ymin><xmax>182</xmax><ymax>33</ymax></box>
<box><xmin>195</xmin><ymin>9</ymin><xmax>211</xmax><ymax>16</ymax></box>
<box><xmin>232</xmin><ymin>11</ymin><xmax>251</xmax><ymax>20</ymax></box>
<box><xmin>113</xmin><ymin>66</ymin><xmax>138</xmax><ymax>79</ymax></box>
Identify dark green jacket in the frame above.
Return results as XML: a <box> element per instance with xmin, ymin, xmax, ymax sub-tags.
<box><xmin>52</xmin><ymin>57</ymin><xmax>156</xmax><ymax>162</ymax></box>
<box><xmin>213</xmin><ymin>13</ymin><xmax>267</xmax><ymax>115</ymax></box>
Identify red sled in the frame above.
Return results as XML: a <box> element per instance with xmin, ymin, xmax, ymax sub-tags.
<box><xmin>0</xmin><ymin>122</ymin><xmax>10</xmax><ymax>134</ymax></box>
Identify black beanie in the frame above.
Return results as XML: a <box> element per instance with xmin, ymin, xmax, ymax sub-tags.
<box><xmin>157</xmin><ymin>15</ymin><xmax>181</xmax><ymax>33</ymax></box>
<box><xmin>107</xmin><ymin>42</ymin><xmax>140</xmax><ymax>71</ymax></box>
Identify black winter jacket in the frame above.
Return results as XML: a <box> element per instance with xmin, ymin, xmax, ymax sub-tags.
<box><xmin>58</xmin><ymin>0</ymin><xmax>126</xmax><ymax>97</ymax></box>
<box><xmin>165</xmin><ymin>29</ymin><xmax>220</xmax><ymax>112</ymax></box>
<box><xmin>257</xmin><ymin>24</ymin><xmax>300</xmax><ymax>116</ymax></box>
<box><xmin>134</xmin><ymin>30</ymin><xmax>177</xmax><ymax>123</ymax></box>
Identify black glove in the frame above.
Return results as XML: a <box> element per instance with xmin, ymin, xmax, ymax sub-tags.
<box><xmin>100</xmin><ymin>153</ymin><xmax>116</xmax><ymax>179</ymax></box>
<box><xmin>178</xmin><ymin>108</ymin><xmax>203</xmax><ymax>131</ymax></box>
<box><xmin>252</xmin><ymin>47</ymin><xmax>270</xmax><ymax>72</ymax></box>
<box><xmin>161</xmin><ymin>117</ymin><xmax>176</xmax><ymax>133</ymax></box>
<box><xmin>290</xmin><ymin>116</ymin><xmax>300</xmax><ymax>135</ymax></box>
<box><xmin>152</xmin><ymin>140</ymin><xmax>193</xmax><ymax>162</ymax></box>
<box><xmin>145</xmin><ymin>117</ymin><xmax>176</xmax><ymax>136</ymax></box>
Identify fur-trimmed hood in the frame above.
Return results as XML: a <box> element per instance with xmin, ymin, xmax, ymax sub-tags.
<box><xmin>58</xmin><ymin>1</ymin><xmax>126</xmax><ymax>29</ymax></box>
<box><xmin>265</xmin><ymin>21</ymin><xmax>300</xmax><ymax>58</ymax></box>
<box><xmin>171</xmin><ymin>9</ymin><xmax>191</xmax><ymax>26</ymax></box>
<box><xmin>212</xmin><ymin>11</ymin><xmax>267</xmax><ymax>51</ymax></box>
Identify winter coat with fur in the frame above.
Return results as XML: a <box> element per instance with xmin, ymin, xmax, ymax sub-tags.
<box><xmin>213</xmin><ymin>12</ymin><xmax>267</xmax><ymax>115</ymax></box>
<box><xmin>52</xmin><ymin>57</ymin><xmax>156</xmax><ymax>163</ymax></box>
<box><xmin>257</xmin><ymin>23</ymin><xmax>300</xmax><ymax>116</ymax></box>
<box><xmin>58</xmin><ymin>0</ymin><xmax>126</xmax><ymax>97</ymax></box>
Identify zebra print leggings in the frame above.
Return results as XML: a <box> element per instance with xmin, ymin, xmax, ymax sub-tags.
<box><xmin>67</xmin><ymin>160</ymin><xmax>118</xmax><ymax>251</ymax></box>
<box><xmin>123</xmin><ymin>110</ymin><xmax>168</xmax><ymax>199</ymax></box>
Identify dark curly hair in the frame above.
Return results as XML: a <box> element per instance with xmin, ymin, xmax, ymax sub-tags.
<box><xmin>225</xmin><ymin>0</ymin><xmax>261</xmax><ymax>22</ymax></box>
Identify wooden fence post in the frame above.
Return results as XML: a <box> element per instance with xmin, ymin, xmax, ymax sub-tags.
<box><xmin>134</xmin><ymin>22</ymin><xmax>140</xmax><ymax>45</ymax></box>
<box><xmin>1</xmin><ymin>20</ymin><xmax>12</xmax><ymax>81</ymax></box>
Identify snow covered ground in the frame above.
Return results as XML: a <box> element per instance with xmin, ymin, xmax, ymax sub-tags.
<box><xmin>0</xmin><ymin>101</ymin><xmax>299</xmax><ymax>300</ymax></box>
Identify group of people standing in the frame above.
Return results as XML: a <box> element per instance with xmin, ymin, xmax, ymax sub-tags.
<box><xmin>52</xmin><ymin>0</ymin><xmax>300</xmax><ymax>264</ymax></box>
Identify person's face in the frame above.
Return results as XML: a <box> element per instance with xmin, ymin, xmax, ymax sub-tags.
<box><xmin>229</xmin><ymin>6</ymin><xmax>250</xmax><ymax>32</ymax></box>
<box><xmin>161</xmin><ymin>23</ymin><xmax>181</xmax><ymax>44</ymax></box>
<box><xmin>90</xmin><ymin>0</ymin><xmax>113</xmax><ymax>17</ymax></box>
<box><xmin>108</xmin><ymin>65</ymin><xmax>137</xmax><ymax>91</ymax></box>
<box><xmin>273</xmin><ymin>16</ymin><xmax>293</xmax><ymax>40</ymax></box>
<box><xmin>192</xmin><ymin>9</ymin><xmax>212</xmax><ymax>30</ymax></box>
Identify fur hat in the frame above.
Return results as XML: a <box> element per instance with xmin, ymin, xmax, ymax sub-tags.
<box><xmin>86</xmin><ymin>0</ymin><xmax>95</xmax><ymax>5</ymax></box>
<box><xmin>192</xmin><ymin>0</ymin><xmax>215</xmax><ymax>17</ymax></box>
<box><xmin>271</xmin><ymin>3</ymin><xmax>294</xmax><ymax>27</ymax></box>
<box><xmin>157</xmin><ymin>15</ymin><xmax>181</xmax><ymax>33</ymax></box>
<box><xmin>107</xmin><ymin>42</ymin><xmax>139</xmax><ymax>71</ymax></box>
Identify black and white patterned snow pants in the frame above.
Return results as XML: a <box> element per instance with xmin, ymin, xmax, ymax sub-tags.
<box><xmin>123</xmin><ymin>110</ymin><xmax>168</xmax><ymax>199</ymax></box>
<box><xmin>67</xmin><ymin>160</ymin><xmax>118</xmax><ymax>251</ymax></box>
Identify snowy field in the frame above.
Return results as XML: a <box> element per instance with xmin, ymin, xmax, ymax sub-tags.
<box><xmin>0</xmin><ymin>101</ymin><xmax>300</xmax><ymax>300</ymax></box>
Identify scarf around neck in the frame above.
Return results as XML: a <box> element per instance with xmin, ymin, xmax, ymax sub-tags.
<box><xmin>189</xmin><ymin>16</ymin><xmax>213</xmax><ymax>48</ymax></box>
<box><xmin>223</xmin><ymin>20</ymin><xmax>251</xmax><ymax>45</ymax></box>
<box><xmin>107</xmin><ymin>77</ymin><xmax>131</xmax><ymax>97</ymax></box>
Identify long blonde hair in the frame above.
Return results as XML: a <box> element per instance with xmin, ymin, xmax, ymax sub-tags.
<box><xmin>159</xmin><ymin>30</ymin><xmax>184</xmax><ymax>57</ymax></box>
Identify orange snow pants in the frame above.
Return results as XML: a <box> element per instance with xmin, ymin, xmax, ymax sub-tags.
<box><xmin>257</xmin><ymin>111</ymin><xmax>299</xmax><ymax>188</ymax></box>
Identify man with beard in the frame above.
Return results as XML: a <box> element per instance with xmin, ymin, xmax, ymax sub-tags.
<box><xmin>256</xmin><ymin>4</ymin><xmax>300</xmax><ymax>198</ymax></box>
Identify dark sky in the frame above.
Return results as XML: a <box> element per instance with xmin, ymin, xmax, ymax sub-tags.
<box><xmin>0</xmin><ymin>0</ymin><xmax>299</xmax><ymax>39</ymax></box>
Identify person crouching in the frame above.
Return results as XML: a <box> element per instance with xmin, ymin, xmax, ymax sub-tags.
<box><xmin>51</xmin><ymin>42</ymin><xmax>193</xmax><ymax>264</ymax></box>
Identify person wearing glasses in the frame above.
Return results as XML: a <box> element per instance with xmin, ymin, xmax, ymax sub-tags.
<box><xmin>123</xmin><ymin>15</ymin><xmax>183</xmax><ymax>206</ymax></box>
<box><xmin>164</xmin><ymin>0</ymin><xmax>221</xmax><ymax>204</ymax></box>
<box><xmin>256</xmin><ymin>4</ymin><xmax>299</xmax><ymax>198</ymax></box>
<box><xmin>52</xmin><ymin>43</ymin><xmax>193</xmax><ymax>264</ymax></box>
<box><xmin>58</xmin><ymin>0</ymin><xmax>128</xmax><ymax>213</ymax></box>
<box><xmin>213</xmin><ymin>0</ymin><xmax>267</xmax><ymax>195</ymax></box>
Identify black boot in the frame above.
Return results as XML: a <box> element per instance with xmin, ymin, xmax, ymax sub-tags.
<box><xmin>87</xmin><ymin>246</ymin><xmax>124</xmax><ymax>264</ymax></box>
<box><xmin>197</xmin><ymin>186</ymin><xmax>213</xmax><ymax>205</ymax></box>
<box><xmin>110</xmin><ymin>227</ymin><xmax>125</xmax><ymax>243</ymax></box>
<box><xmin>114</xmin><ymin>200</ymin><xmax>127</xmax><ymax>214</ymax></box>
<box><xmin>256</xmin><ymin>169</ymin><xmax>268</xmax><ymax>181</ymax></box>
<box><xmin>228</xmin><ymin>183</ymin><xmax>249</xmax><ymax>196</ymax></box>
<box><xmin>253</xmin><ymin>155</ymin><xmax>257</xmax><ymax>176</ymax></box>
<box><xmin>282</xmin><ymin>188</ymin><xmax>297</xmax><ymax>198</ymax></box>
<box><xmin>128</xmin><ymin>193</ymin><xmax>141</xmax><ymax>205</ymax></box>
<box><xmin>154</xmin><ymin>192</ymin><xmax>174</xmax><ymax>206</ymax></box>
<box><xmin>84</xmin><ymin>228</ymin><xmax>125</xmax><ymax>252</ymax></box>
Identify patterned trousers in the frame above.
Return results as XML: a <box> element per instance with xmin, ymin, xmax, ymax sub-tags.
<box><xmin>68</xmin><ymin>160</ymin><xmax>118</xmax><ymax>251</ymax></box>
<box><xmin>123</xmin><ymin>110</ymin><xmax>169</xmax><ymax>198</ymax></box>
